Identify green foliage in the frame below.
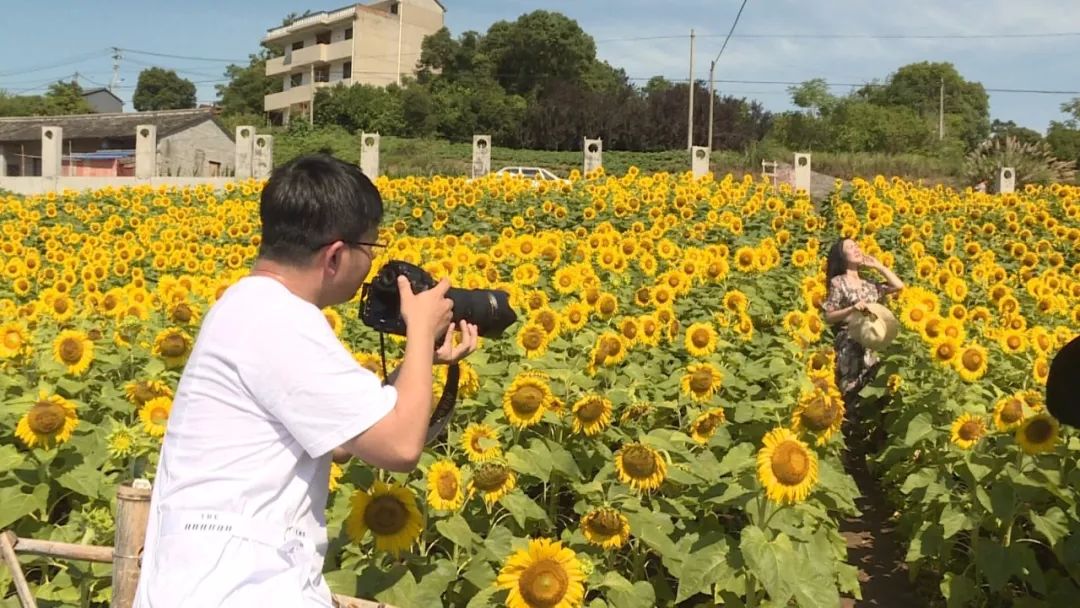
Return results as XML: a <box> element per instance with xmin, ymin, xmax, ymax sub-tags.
<box><xmin>215</xmin><ymin>50</ymin><xmax>282</xmax><ymax>117</ymax></box>
<box><xmin>0</xmin><ymin>80</ymin><xmax>93</xmax><ymax>117</ymax></box>
<box><xmin>1046</xmin><ymin>122</ymin><xmax>1080</xmax><ymax>169</ymax></box>
<box><xmin>480</xmin><ymin>10</ymin><xmax>597</xmax><ymax>96</ymax></box>
<box><xmin>132</xmin><ymin>67</ymin><xmax>196</xmax><ymax>111</ymax></box>
<box><xmin>313</xmin><ymin>83</ymin><xmax>406</xmax><ymax>134</ymax></box>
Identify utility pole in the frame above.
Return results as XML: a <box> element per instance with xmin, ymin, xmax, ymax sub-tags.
<box><xmin>707</xmin><ymin>60</ymin><xmax>716</xmax><ymax>151</ymax></box>
<box><xmin>938</xmin><ymin>77</ymin><xmax>945</xmax><ymax>141</ymax></box>
<box><xmin>396</xmin><ymin>1</ymin><xmax>404</xmax><ymax>86</ymax></box>
<box><xmin>687</xmin><ymin>29</ymin><xmax>695</xmax><ymax>150</ymax></box>
<box><xmin>109</xmin><ymin>47</ymin><xmax>122</xmax><ymax>93</ymax></box>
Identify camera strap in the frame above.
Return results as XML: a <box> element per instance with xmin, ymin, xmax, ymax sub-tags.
<box><xmin>376</xmin><ymin>331</ymin><xmax>460</xmax><ymax>446</ymax></box>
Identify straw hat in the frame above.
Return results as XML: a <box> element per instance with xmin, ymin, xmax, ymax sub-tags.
<box><xmin>848</xmin><ymin>302</ymin><xmax>899</xmax><ymax>351</ymax></box>
<box><xmin>1047</xmin><ymin>334</ymin><xmax>1080</xmax><ymax>428</ymax></box>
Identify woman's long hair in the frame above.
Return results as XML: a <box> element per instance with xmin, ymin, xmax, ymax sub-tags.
<box><xmin>825</xmin><ymin>238</ymin><xmax>851</xmax><ymax>289</ymax></box>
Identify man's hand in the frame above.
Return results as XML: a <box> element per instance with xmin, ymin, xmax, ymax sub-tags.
<box><xmin>435</xmin><ymin>320</ymin><xmax>480</xmax><ymax>365</ymax></box>
<box><xmin>397</xmin><ymin>275</ymin><xmax>453</xmax><ymax>340</ymax></box>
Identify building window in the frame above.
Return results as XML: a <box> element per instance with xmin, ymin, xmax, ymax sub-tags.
<box><xmin>314</xmin><ymin>65</ymin><xmax>330</xmax><ymax>83</ymax></box>
<box><xmin>342</xmin><ymin>61</ymin><xmax>352</xmax><ymax>80</ymax></box>
<box><xmin>316</xmin><ymin>31</ymin><xmax>331</xmax><ymax>45</ymax></box>
<box><xmin>290</xmin><ymin>73</ymin><xmax>303</xmax><ymax>87</ymax></box>
<box><xmin>345</xmin><ymin>27</ymin><xmax>353</xmax><ymax>40</ymax></box>
<box><xmin>292</xmin><ymin>40</ymin><xmax>304</xmax><ymax>51</ymax></box>
<box><xmin>390</xmin><ymin>2</ymin><xmax>399</xmax><ymax>14</ymax></box>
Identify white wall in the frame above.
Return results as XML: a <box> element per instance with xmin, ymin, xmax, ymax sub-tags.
<box><xmin>0</xmin><ymin>176</ymin><xmax>241</xmax><ymax>195</ymax></box>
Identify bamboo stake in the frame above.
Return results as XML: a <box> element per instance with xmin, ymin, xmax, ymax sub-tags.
<box><xmin>110</xmin><ymin>481</ymin><xmax>152</xmax><ymax>608</ymax></box>
<box><xmin>1</xmin><ymin>531</ymin><xmax>37</xmax><ymax>608</ymax></box>
<box><xmin>10</xmin><ymin>536</ymin><xmax>113</xmax><ymax>563</ymax></box>
<box><xmin>331</xmin><ymin>594</ymin><xmax>393</xmax><ymax>608</ymax></box>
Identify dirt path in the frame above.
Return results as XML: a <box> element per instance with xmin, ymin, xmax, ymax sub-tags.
<box><xmin>838</xmin><ymin>449</ymin><xmax>923</xmax><ymax>608</ymax></box>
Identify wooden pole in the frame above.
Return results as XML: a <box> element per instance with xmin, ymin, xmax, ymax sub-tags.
<box><xmin>110</xmin><ymin>481</ymin><xmax>152</xmax><ymax>608</ymax></box>
<box><xmin>331</xmin><ymin>594</ymin><xmax>393</xmax><ymax>608</ymax></box>
<box><xmin>11</xmin><ymin>537</ymin><xmax>112</xmax><ymax>563</ymax></box>
<box><xmin>1</xmin><ymin>531</ymin><xmax>38</xmax><ymax>608</ymax></box>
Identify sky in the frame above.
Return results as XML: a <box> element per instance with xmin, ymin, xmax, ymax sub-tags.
<box><xmin>1</xmin><ymin>0</ymin><xmax>1078</xmax><ymax>133</ymax></box>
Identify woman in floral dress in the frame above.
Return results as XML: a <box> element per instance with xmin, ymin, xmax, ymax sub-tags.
<box><xmin>822</xmin><ymin>238</ymin><xmax>906</xmax><ymax>405</ymax></box>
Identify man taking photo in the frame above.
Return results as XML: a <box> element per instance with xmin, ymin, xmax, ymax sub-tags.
<box><xmin>134</xmin><ymin>154</ymin><xmax>479</xmax><ymax>607</ymax></box>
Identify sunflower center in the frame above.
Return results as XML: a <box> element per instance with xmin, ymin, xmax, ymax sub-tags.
<box><xmin>133</xmin><ymin>383</ymin><xmax>159</xmax><ymax>404</ymax></box>
<box><xmin>602</xmin><ymin>337</ymin><xmax>622</xmax><ymax>357</ymax></box>
<box><xmin>4</xmin><ymin>330</ymin><xmax>22</xmax><ymax>349</ymax></box>
<box><xmin>771</xmin><ymin>442</ymin><xmax>810</xmax><ymax>485</ymax></box>
<box><xmin>936</xmin><ymin>343</ymin><xmax>955</xmax><ymax>359</ymax></box>
<box><xmin>911</xmin><ymin>308</ymin><xmax>925</xmax><ymax>322</ymax></box>
<box><xmin>59</xmin><ymin>337</ymin><xmax>84</xmax><ymax>364</ymax></box>
<box><xmin>576</xmin><ymin>399</ymin><xmax>605</xmax><ymax>423</ymax></box>
<box><xmin>691</xmin><ymin>329</ymin><xmax>710</xmax><ymax>348</ymax></box>
<box><xmin>689</xmin><ymin>369</ymin><xmax>713</xmax><ymax>393</ymax></box>
<box><xmin>28</xmin><ymin>401</ymin><xmax>66</xmax><ymax>435</ymax></box>
<box><xmin>159</xmin><ymin>334</ymin><xmax>188</xmax><ymax>357</ymax></box>
<box><xmin>518</xmin><ymin>559</ymin><xmax>569</xmax><ymax>608</ymax></box>
<box><xmin>961</xmin><ymin>349</ymin><xmax>982</xmax><ymax>370</ymax></box>
<box><xmin>150</xmin><ymin>406</ymin><xmax>169</xmax><ymax>425</ymax></box>
<box><xmin>599</xmin><ymin>298</ymin><xmax>616</xmax><ymax>315</ymax></box>
<box><xmin>621</xmin><ymin>445</ymin><xmax>658</xmax><ymax>479</ymax></box>
<box><xmin>172</xmin><ymin>304</ymin><xmax>193</xmax><ymax>323</ymax></box>
<box><xmin>522</xmin><ymin>329</ymin><xmax>545</xmax><ymax>351</ymax></box>
<box><xmin>801</xmin><ymin>396</ymin><xmax>838</xmax><ymax>432</ymax></box>
<box><xmin>511</xmin><ymin>385</ymin><xmax>544</xmax><ymax>415</ymax></box>
<box><xmin>959</xmin><ymin>421</ymin><xmax>984</xmax><ymax>441</ymax></box>
<box><xmin>472</xmin><ymin>464</ymin><xmax>510</xmax><ymax>491</ymax></box>
<box><xmin>1007</xmin><ymin>336</ymin><xmax>1021</xmax><ymax>349</ymax></box>
<box><xmin>1025</xmin><ymin>419</ymin><xmax>1053</xmax><ymax>444</ymax></box>
<box><xmin>694</xmin><ymin>413</ymin><xmax>721</xmax><ymax>436</ymax></box>
<box><xmin>587</xmin><ymin>510</ymin><xmax>623</xmax><ymax>536</ymax></box>
<box><xmin>363</xmin><ymin>495</ymin><xmax>408</xmax><ymax>536</ymax></box>
<box><xmin>1000</xmin><ymin>399</ymin><xmax>1023</xmax><ymax>423</ymax></box>
<box><xmin>537</xmin><ymin>313</ymin><xmax>557</xmax><ymax>333</ymax></box>
<box><xmin>435</xmin><ymin>472</ymin><xmax>459</xmax><ymax>500</ymax></box>
<box><xmin>53</xmin><ymin>299</ymin><xmax>69</xmax><ymax>314</ymax></box>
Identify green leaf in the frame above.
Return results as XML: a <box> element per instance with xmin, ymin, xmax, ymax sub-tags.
<box><xmin>463</xmin><ymin>559</ymin><xmax>496</xmax><ymax>591</ymax></box>
<box><xmin>0</xmin><ymin>445</ymin><xmax>23</xmax><ymax>471</ymax></box>
<box><xmin>600</xmin><ymin>571</ymin><xmax>656</xmax><ymax>608</ymax></box>
<box><xmin>941</xmin><ymin>572</ymin><xmax>978</xmax><ymax>608</ymax></box>
<box><xmin>499</xmin><ymin>492</ymin><xmax>549</xmax><ymax>528</ymax></box>
<box><xmin>372</xmin><ymin>567</ymin><xmax>418</xmax><ymax>607</ymax></box>
<box><xmin>0</xmin><ymin>484</ymin><xmax>47</xmax><ymax>529</ymax></box>
<box><xmin>434</xmin><ymin>514</ymin><xmax>480</xmax><ymax>548</ymax></box>
<box><xmin>480</xmin><ymin>525</ymin><xmax>514</xmax><ymax>562</ymax></box>
<box><xmin>900</xmin><ymin>468</ymin><xmax>937</xmax><ymax>495</ymax></box>
<box><xmin>791</xmin><ymin>533</ymin><xmax>841</xmax><ymax>608</ymax></box>
<box><xmin>739</xmin><ymin>526</ymin><xmax>796</xmax><ymax>605</ymax></box>
<box><xmin>990</xmin><ymin>483</ymin><xmax>1016</xmax><ymax>524</ymax></box>
<box><xmin>674</xmin><ymin>533</ymin><xmax>730</xmax><ymax>603</ymax></box>
<box><xmin>56</xmin><ymin>462</ymin><xmax>106</xmax><ymax>499</ymax></box>
<box><xmin>940</xmin><ymin>506</ymin><xmax>970</xmax><ymax>539</ymax></box>
<box><xmin>715</xmin><ymin>442</ymin><xmax>755</xmax><ymax>477</ymax></box>
<box><xmin>544</xmin><ymin>439</ymin><xmax>582</xmax><ymax>481</ymax></box>
<box><xmin>465</xmin><ymin>585</ymin><xmax>499</xmax><ymax>608</ymax></box>
<box><xmin>974</xmin><ymin>537</ymin><xmax>1013</xmax><ymax>592</ymax></box>
<box><xmin>625</xmin><ymin>510</ymin><xmax>677</xmax><ymax>560</ymax></box>
<box><xmin>506</xmin><ymin>443</ymin><xmax>552</xmax><ymax>482</ymax></box>
<box><xmin>413</xmin><ymin>559</ymin><xmax>458</xmax><ymax>606</ymax></box>
<box><xmin>323</xmin><ymin>569</ymin><xmax>358</xmax><ymax>597</ymax></box>
<box><xmin>1030</xmin><ymin>507</ymin><xmax>1070</xmax><ymax>547</ymax></box>
<box><xmin>903</xmin><ymin>413</ymin><xmax>934</xmax><ymax>446</ymax></box>
<box><xmin>55</xmin><ymin>377</ymin><xmax>87</xmax><ymax>394</ymax></box>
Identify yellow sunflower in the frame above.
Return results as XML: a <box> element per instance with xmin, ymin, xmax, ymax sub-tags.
<box><xmin>680</xmin><ymin>362</ymin><xmax>724</xmax><ymax>403</ymax></box>
<box><xmin>953</xmin><ymin>343</ymin><xmax>988</xmax><ymax>383</ymax></box>
<box><xmin>0</xmin><ymin>322</ymin><xmax>30</xmax><ymax>358</ymax></box>
<box><xmin>614</xmin><ymin>442</ymin><xmax>667</xmax><ymax>492</ymax></box>
<box><xmin>570</xmin><ymin>394</ymin><xmax>613</xmax><ymax>436</ymax></box>
<box><xmin>123</xmin><ymin>379</ymin><xmax>174</xmax><ymax>407</ymax></box>
<box><xmin>105</xmin><ymin>423</ymin><xmax>136</xmax><ymax>459</ymax></box>
<box><xmin>153</xmin><ymin>327</ymin><xmax>193</xmax><ymax>368</ymax></box>
<box><xmin>345</xmin><ymin>481</ymin><xmax>423</xmax><ymax>557</ymax></box>
<box><xmin>580</xmin><ymin>507</ymin><xmax>631</xmax><ymax>550</ymax></box>
<box><xmin>516</xmin><ymin>322</ymin><xmax>551</xmax><ymax>359</ymax></box>
<box><xmin>993</xmin><ymin>396</ymin><xmax>1026</xmax><ymax>432</ymax></box>
<box><xmin>560</xmin><ymin>303</ymin><xmax>590</xmax><ymax>333</ymax></box>
<box><xmin>138</xmin><ymin>396</ymin><xmax>172</xmax><ymax>438</ymax></box>
<box><xmin>426</xmin><ymin>459</ymin><xmax>464</xmax><ymax>511</ymax></box>
<box><xmin>791</xmin><ymin>389</ymin><xmax>845</xmax><ymax>446</ymax></box>
<box><xmin>950</xmin><ymin>413</ymin><xmax>986</xmax><ymax>450</ymax></box>
<box><xmin>1032</xmin><ymin>357</ymin><xmax>1049</xmax><ymax>385</ymax></box>
<box><xmin>468</xmin><ymin>462</ymin><xmax>517</xmax><ymax>507</ymax></box>
<box><xmin>503</xmin><ymin>372</ymin><xmax>555</xmax><ymax>428</ymax></box>
<box><xmin>1016</xmin><ymin>414</ymin><xmax>1059</xmax><ymax>455</ymax></box>
<box><xmin>496</xmin><ymin>538</ymin><xmax>586</xmax><ymax>608</ymax></box>
<box><xmin>461</xmin><ymin>423</ymin><xmax>502</xmax><ymax>463</ymax></box>
<box><xmin>15</xmin><ymin>390</ymin><xmax>79</xmax><ymax>450</ymax></box>
<box><xmin>328</xmin><ymin>462</ymin><xmax>344</xmax><ymax>493</ymax></box>
<box><xmin>684</xmin><ymin>322</ymin><xmax>717</xmax><ymax>357</ymax></box>
<box><xmin>52</xmin><ymin>329</ymin><xmax>94</xmax><ymax>376</ymax></box>
<box><xmin>689</xmin><ymin>407</ymin><xmax>726</xmax><ymax>444</ymax></box>
<box><xmin>756</xmin><ymin>427</ymin><xmax>819</xmax><ymax>505</ymax></box>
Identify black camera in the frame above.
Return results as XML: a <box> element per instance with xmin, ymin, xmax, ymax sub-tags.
<box><xmin>357</xmin><ymin>260</ymin><xmax>517</xmax><ymax>444</ymax></box>
<box><xmin>359</xmin><ymin>260</ymin><xmax>517</xmax><ymax>340</ymax></box>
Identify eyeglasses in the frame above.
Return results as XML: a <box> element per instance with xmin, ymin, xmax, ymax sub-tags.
<box><xmin>310</xmin><ymin>239</ymin><xmax>388</xmax><ymax>252</ymax></box>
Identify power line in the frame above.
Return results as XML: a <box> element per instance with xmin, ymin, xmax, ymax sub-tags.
<box><xmin>595</xmin><ymin>31</ymin><xmax>1080</xmax><ymax>43</ymax></box>
<box><xmin>116</xmin><ymin>47</ymin><xmax>247</xmax><ymax>63</ymax></box>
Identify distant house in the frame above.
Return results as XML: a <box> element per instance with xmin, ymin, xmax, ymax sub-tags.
<box><xmin>0</xmin><ymin>109</ymin><xmax>235</xmax><ymax>177</ymax></box>
<box><xmin>81</xmin><ymin>88</ymin><xmax>124</xmax><ymax>114</ymax></box>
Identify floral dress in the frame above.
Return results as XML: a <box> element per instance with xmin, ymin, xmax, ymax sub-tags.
<box><xmin>822</xmin><ymin>275</ymin><xmax>890</xmax><ymax>399</ymax></box>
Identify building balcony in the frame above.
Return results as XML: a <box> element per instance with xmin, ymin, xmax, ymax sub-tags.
<box><xmin>266</xmin><ymin>39</ymin><xmax>352</xmax><ymax>76</ymax></box>
<box><xmin>264</xmin><ymin>86</ymin><xmax>313</xmax><ymax>112</ymax></box>
<box><xmin>263</xmin><ymin>6</ymin><xmax>357</xmax><ymax>44</ymax></box>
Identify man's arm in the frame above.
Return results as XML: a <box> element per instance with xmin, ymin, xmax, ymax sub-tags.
<box><xmin>332</xmin><ymin>366</ymin><xmax>402</xmax><ymax>464</ymax></box>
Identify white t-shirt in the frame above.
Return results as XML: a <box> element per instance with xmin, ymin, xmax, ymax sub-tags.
<box><xmin>133</xmin><ymin>276</ymin><xmax>397</xmax><ymax>608</ymax></box>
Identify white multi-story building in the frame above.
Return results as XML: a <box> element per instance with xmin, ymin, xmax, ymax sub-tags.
<box><xmin>262</xmin><ymin>0</ymin><xmax>445</xmax><ymax>124</ymax></box>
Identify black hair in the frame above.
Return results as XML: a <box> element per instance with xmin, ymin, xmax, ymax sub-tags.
<box><xmin>1047</xmin><ymin>334</ymin><xmax>1080</xmax><ymax>428</ymax></box>
<box><xmin>257</xmin><ymin>153</ymin><xmax>383</xmax><ymax>265</ymax></box>
<box><xmin>824</xmin><ymin>238</ymin><xmax>851</xmax><ymax>289</ymax></box>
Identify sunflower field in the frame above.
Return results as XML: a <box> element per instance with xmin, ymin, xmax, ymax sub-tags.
<box><xmin>0</xmin><ymin>169</ymin><xmax>1077</xmax><ymax>608</ymax></box>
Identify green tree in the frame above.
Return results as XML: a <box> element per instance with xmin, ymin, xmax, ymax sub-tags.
<box><xmin>216</xmin><ymin>49</ymin><xmax>282</xmax><ymax>117</ymax></box>
<box><xmin>480</xmin><ymin>10</ymin><xmax>597</xmax><ymax>96</ymax></box>
<box><xmin>788</xmin><ymin>78</ymin><xmax>838</xmax><ymax>117</ymax></box>
<box><xmin>1046</xmin><ymin>99</ymin><xmax>1080</xmax><ymax>167</ymax></box>
<box><xmin>990</xmin><ymin>119</ymin><xmax>1042</xmax><ymax>145</ymax></box>
<box><xmin>313</xmin><ymin>83</ymin><xmax>405</xmax><ymax>134</ymax></box>
<box><xmin>857</xmin><ymin>61</ymin><xmax>990</xmax><ymax>150</ymax></box>
<box><xmin>133</xmin><ymin>68</ymin><xmax>196</xmax><ymax>111</ymax></box>
<box><xmin>43</xmin><ymin>81</ymin><xmax>94</xmax><ymax>115</ymax></box>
